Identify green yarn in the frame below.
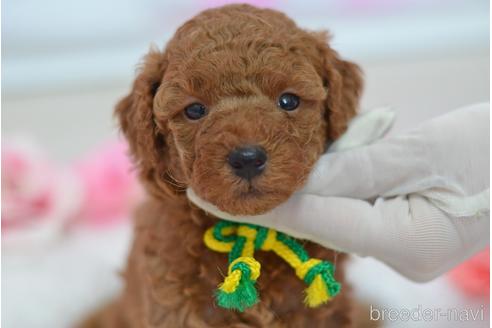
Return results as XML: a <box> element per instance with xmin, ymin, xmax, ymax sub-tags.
<box><xmin>217</xmin><ymin>262</ymin><xmax>259</xmax><ymax>312</ymax></box>
<box><xmin>228</xmin><ymin>236</ymin><xmax>246</xmax><ymax>263</ymax></box>
<box><xmin>213</xmin><ymin>220</ymin><xmax>238</xmax><ymax>243</ymax></box>
<box><xmin>303</xmin><ymin>261</ymin><xmax>334</xmax><ymax>284</ymax></box>
<box><xmin>254</xmin><ymin>227</ymin><xmax>268</xmax><ymax>250</ymax></box>
<box><xmin>276</xmin><ymin>232</ymin><xmax>310</xmax><ymax>261</ymax></box>
<box><xmin>216</xmin><ymin>279</ymin><xmax>259</xmax><ymax>312</ymax></box>
<box><xmin>303</xmin><ymin>261</ymin><xmax>341</xmax><ymax>297</ymax></box>
<box><xmin>323</xmin><ymin>272</ymin><xmax>341</xmax><ymax>296</ymax></box>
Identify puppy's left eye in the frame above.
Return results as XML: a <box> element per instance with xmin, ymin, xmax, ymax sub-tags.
<box><xmin>184</xmin><ymin>103</ymin><xmax>207</xmax><ymax>120</ymax></box>
<box><xmin>278</xmin><ymin>93</ymin><xmax>300</xmax><ymax>111</ymax></box>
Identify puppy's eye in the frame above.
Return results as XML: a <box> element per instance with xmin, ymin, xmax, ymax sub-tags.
<box><xmin>278</xmin><ymin>93</ymin><xmax>300</xmax><ymax>111</ymax></box>
<box><xmin>184</xmin><ymin>103</ymin><xmax>207</xmax><ymax>120</ymax></box>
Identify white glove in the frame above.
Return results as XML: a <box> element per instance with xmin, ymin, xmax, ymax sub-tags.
<box><xmin>187</xmin><ymin>103</ymin><xmax>490</xmax><ymax>282</ymax></box>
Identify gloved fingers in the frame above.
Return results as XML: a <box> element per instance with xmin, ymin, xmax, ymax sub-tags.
<box><xmin>302</xmin><ymin>103</ymin><xmax>490</xmax><ymax>201</ymax></box>
<box><xmin>302</xmin><ymin>136</ymin><xmax>430</xmax><ymax>199</ymax></box>
<box><xmin>376</xmin><ymin>194</ymin><xmax>490</xmax><ymax>282</ymax></box>
<box><xmin>327</xmin><ymin>106</ymin><xmax>396</xmax><ymax>152</ymax></box>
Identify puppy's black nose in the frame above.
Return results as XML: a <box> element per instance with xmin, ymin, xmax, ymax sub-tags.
<box><xmin>228</xmin><ymin>146</ymin><xmax>267</xmax><ymax>180</ymax></box>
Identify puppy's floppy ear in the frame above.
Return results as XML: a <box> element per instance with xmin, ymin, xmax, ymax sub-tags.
<box><xmin>115</xmin><ymin>47</ymin><xmax>177</xmax><ymax>198</ymax></box>
<box><xmin>313</xmin><ymin>32</ymin><xmax>363</xmax><ymax>140</ymax></box>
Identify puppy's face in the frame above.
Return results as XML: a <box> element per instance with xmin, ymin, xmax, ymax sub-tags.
<box><xmin>117</xmin><ymin>5</ymin><xmax>362</xmax><ymax>215</ymax></box>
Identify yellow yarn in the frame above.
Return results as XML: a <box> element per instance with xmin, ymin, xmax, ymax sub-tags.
<box><xmin>220</xmin><ymin>268</ymin><xmax>243</xmax><ymax>293</ymax></box>
<box><xmin>229</xmin><ymin>257</ymin><xmax>261</xmax><ymax>280</ymax></box>
<box><xmin>237</xmin><ymin>226</ymin><xmax>257</xmax><ymax>239</ymax></box>
<box><xmin>266</xmin><ymin>240</ymin><xmax>331</xmax><ymax>307</ymax></box>
<box><xmin>219</xmin><ymin>256</ymin><xmax>261</xmax><ymax>293</ymax></box>
<box><xmin>305</xmin><ymin>274</ymin><xmax>331</xmax><ymax>307</ymax></box>
<box><xmin>295</xmin><ymin>259</ymin><xmax>322</xmax><ymax>280</ymax></box>
<box><xmin>237</xmin><ymin>226</ymin><xmax>257</xmax><ymax>257</ymax></box>
<box><xmin>270</xmin><ymin>241</ymin><xmax>303</xmax><ymax>269</ymax></box>
<box><xmin>260</xmin><ymin>230</ymin><xmax>306</xmax><ymax>269</ymax></box>
<box><xmin>260</xmin><ymin>229</ymin><xmax>277</xmax><ymax>250</ymax></box>
<box><xmin>203</xmin><ymin>228</ymin><xmax>233</xmax><ymax>253</ymax></box>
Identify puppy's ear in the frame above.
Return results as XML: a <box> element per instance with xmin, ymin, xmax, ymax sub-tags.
<box><xmin>325</xmin><ymin>56</ymin><xmax>363</xmax><ymax>139</ymax></box>
<box><xmin>115</xmin><ymin>48</ymin><xmax>177</xmax><ymax>198</ymax></box>
<box><xmin>313</xmin><ymin>32</ymin><xmax>363</xmax><ymax>140</ymax></box>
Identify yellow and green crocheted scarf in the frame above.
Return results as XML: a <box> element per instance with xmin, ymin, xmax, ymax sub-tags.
<box><xmin>204</xmin><ymin>220</ymin><xmax>340</xmax><ymax>312</ymax></box>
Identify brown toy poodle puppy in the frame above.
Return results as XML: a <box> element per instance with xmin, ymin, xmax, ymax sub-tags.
<box><xmin>84</xmin><ymin>4</ymin><xmax>363</xmax><ymax>327</ymax></box>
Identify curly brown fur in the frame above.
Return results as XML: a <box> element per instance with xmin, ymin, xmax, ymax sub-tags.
<box><xmin>83</xmin><ymin>4</ymin><xmax>363</xmax><ymax>327</ymax></box>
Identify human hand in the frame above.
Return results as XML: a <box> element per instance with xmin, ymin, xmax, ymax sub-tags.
<box><xmin>188</xmin><ymin>103</ymin><xmax>490</xmax><ymax>281</ymax></box>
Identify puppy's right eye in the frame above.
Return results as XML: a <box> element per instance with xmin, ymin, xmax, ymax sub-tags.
<box><xmin>184</xmin><ymin>103</ymin><xmax>207</xmax><ymax>120</ymax></box>
<box><xmin>278</xmin><ymin>93</ymin><xmax>300</xmax><ymax>111</ymax></box>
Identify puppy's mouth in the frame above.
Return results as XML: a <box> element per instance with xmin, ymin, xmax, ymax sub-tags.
<box><xmin>187</xmin><ymin>186</ymin><xmax>268</xmax><ymax>217</ymax></box>
<box><xmin>237</xmin><ymin>184</ymin><xmax>264</xmax><ymax>198</ymax></box>
<box><xmin>190</xmin><ymin>171</ymin><xmax>295</xmax><ymax>216</ymax></box>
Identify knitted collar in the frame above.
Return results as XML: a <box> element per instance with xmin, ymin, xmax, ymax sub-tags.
<box><xmin>204</xmin><ymin>219</ymin><xmax>340</xmax><ymax>312</ymax></box>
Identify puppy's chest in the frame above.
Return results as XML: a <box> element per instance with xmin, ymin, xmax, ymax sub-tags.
<box><xmin>144</xmin><ymin>209</ymin><xmax>340</xmax><ymax>314</ymax></box>
<box><xmin>189</xmin><ymin>231</ymin><xmax>333</xmax><ymax>309</ymax></box>
<box><xmin>141</xmin><ymin>212</ymin><xmax>346</xmax><ymax>328</ymax></box>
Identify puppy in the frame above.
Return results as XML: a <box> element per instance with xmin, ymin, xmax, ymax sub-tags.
<box><xmin>86</xmin><ymin>4</ymin><xmax>362</xmax><ymax>327</ymax></box>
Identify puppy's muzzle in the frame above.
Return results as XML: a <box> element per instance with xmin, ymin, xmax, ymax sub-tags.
<box><xmin>227</xmin><ymin>145</ymin><xmax>267</xmax><ymax>180</ymax></box>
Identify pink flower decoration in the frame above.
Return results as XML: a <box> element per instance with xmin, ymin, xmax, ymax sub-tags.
<box><xmin>448</xmin><ymin>248</ymin><xmax>490</xmax><ymax>299</ymax></box>
<box><xmin>2</xmin><ymin>139</ymin><xmax>81</xmax><ymax>246</ymax></box>
<box><xmin>74</xmin><ymin>140</ymin><xmax>143</xmax><ymax>227</ymax></box>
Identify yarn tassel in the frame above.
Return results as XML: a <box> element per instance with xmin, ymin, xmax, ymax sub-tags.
<box><xmin>216</xmin><ymin>256</ymin><xmax>261</xmax><ymax>312</ymax></box>
<box><xmin>303</xmin><ymin>261</ymin><xmax>341</xmax><ymax>308</ymax></box>
<box><xmin>305</xmin><ymin>274</ymin><xmax>330</xmax><ymax>307</ymax></box>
